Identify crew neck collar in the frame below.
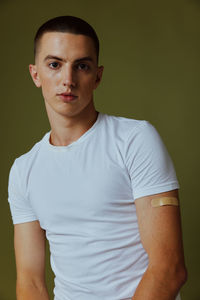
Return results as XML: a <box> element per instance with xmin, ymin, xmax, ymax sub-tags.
<box><xmin>44</xmin><ymin>111</ymin><xmax>103</xmax><ymax>151</ymax></box>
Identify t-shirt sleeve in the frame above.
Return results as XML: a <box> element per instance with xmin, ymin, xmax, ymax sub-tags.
<box><xmin>7</xmin><ymin>159</ymin><xmax>38</xmax><ymax>224</ymax></box>
<box><xmin>124</xmin><ymin>121</ymin><xmax>180</xmax><ymax>201</ymax></box>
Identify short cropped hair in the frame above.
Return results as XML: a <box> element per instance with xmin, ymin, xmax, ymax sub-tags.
<box><xmin>34</xmin><ymin>15</ymin><xmax>100</xmax><ymax>63</ymax></box>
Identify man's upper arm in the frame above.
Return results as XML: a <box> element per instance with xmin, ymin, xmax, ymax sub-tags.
<box><xmin>14</xmin><ymin>220</ymin><xmax>46</xmax><ymax>285</ymax></box>
<box><xmin>134</xmin><ymin>189</ymin><xmax>186</xmax><ymax>272</ymax></box>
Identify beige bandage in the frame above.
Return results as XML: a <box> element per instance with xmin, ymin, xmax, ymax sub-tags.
<box><xmin>151</xmin><ymin>196</ymin><xmax>179</xmax><ymax>207</ymax></box>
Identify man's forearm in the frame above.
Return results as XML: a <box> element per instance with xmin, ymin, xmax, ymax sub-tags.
<box><xmin>16</xmin><ymin>281</ymin><xmax>50</xmax><ymax>300</ymax></box>
<box><xmin>132</xmin><ymin>265</ymin><xmax>187</xmax><ymax>300</ymax></box>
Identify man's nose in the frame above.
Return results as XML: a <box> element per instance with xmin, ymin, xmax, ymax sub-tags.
<box><xmin>62</xmin><ymin>65</ymin><xmax>76</xmax><ymax>87</ymax></box>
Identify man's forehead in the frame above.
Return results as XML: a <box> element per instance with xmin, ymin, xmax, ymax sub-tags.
<box><xmin>40</xmin><ymin>31</ymin><xmax>94</xmax><ymax>49</ymax></box>
<box><xmin>38</xmin><ymin>32</ymin><xmax>97</xmax><ymax>61</ymax></box>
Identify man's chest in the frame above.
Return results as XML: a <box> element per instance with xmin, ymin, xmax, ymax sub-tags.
<box><xmin>27</xmin><ymin>150</ymin><xmax>134</xmax><ymax>232</ymax></box>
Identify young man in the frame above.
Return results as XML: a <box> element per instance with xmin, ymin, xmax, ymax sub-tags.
<box><xmin>8</xmin><ymin>16</ymin><xmax>187</xmax><ymax>300</ymax></box>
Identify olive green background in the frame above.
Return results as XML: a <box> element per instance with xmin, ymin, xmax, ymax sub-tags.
<box><xmin>1</xmin><ymin>0</ymin><xmax>199</xmax><ymax>299</ymax></box>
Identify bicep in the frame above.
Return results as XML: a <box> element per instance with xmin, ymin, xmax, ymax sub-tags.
<box><xmin>135</xmin><ymin>189</ymin><xmax>185</xmax><ymax>269</ymax></box>
<box><xmin>14</xmin><ymin>220</ymin><xmax>46</xmax><ymax>284</ymax></box>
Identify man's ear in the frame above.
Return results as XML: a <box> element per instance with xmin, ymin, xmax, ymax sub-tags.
<box><xmin>94</xmin><ymin>65</ymin><xmax>104</xmax><ymax>89</ymax></box>
<box><xmin>29</xmin><ymin>64</ymin><xmax>41</xmax><ymax>88</ymax></box>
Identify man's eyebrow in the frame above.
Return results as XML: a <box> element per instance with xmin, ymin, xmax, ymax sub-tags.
<box><xmin>75</xmin><ymin>56</ymin><xmax>94</xmax><ymax>63</ymax></box>
<box><xmin>43</xmin><ymin>55</ymin><xmax>94</xmax><ymax>63</ymax></box>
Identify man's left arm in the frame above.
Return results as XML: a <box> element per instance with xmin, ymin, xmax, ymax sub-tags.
<box><xmin>132</xmin><ymin>189</ymin><xmax>187</xmax><ymax>300</ymax></box>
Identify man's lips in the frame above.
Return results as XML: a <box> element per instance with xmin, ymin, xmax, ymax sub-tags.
<box><xmin>58</xmin><ymin>93</ymin><xmax>78</xmax><ymax>102</ymax></box>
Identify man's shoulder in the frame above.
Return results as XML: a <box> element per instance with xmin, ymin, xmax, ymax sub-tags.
<box><xmin>104</xmin><ymin>112</ymin><xmax>150</xmax><ymax>137</ymax></box>
<box><xmin>13</xmin><ymin>131</ymin><xmax>48</xmax><ymax>172</ymax></box>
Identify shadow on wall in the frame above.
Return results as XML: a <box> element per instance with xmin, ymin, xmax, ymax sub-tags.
<box><xmin>190</xmin><ymin>0</ymin><xmax>200</xmax><ymax>7</ymax></box>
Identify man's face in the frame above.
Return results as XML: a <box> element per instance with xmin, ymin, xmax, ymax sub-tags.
<box><xmin>29</xmin><ymin>32</ymin><xmax>103</xmax><ymax>118</ymax></box>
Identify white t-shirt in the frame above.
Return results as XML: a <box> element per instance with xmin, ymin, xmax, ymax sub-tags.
<box><xmin>8</xmin><ymin>111</ymin><xmax>180</xmax><ymax>300</ymax></box>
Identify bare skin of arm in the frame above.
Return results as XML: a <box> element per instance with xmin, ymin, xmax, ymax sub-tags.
<box><xmin>14</xmin><ymin>220</ymin><xmax>50</xmax><ymax>300</ymax></box>
<box><xmin>132</xmin><ymin>189</ymin><xmax>187</xmax><ymax>300</ymax></box>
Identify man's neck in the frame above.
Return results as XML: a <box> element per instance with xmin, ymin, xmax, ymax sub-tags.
<box><xmin>48</xmin><ymin>108</ymin><xmax>99</xmax><ymax>147</ymax></box>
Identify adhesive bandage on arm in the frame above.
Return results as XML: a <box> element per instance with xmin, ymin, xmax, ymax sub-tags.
<box><xmin>151</xmin><ymin>196</ymin><xmax>179</xmax><ymax>207</ymax></box>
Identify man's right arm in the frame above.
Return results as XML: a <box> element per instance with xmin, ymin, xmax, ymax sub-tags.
<box><xmin>14</xmin><ymin>220</ymin><xmax>50</xmax><ymax>300</ymax></box>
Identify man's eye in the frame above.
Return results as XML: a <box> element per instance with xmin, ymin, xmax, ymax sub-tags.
<box><xmin>77</xmin><ymin>63</ymin><xmax>89</xmax><ymax>70</ymax></box>
<box><xmin>49</xmin><ymin>62</ymin><xmax>59</xmax><ymax>69</ymax></box>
